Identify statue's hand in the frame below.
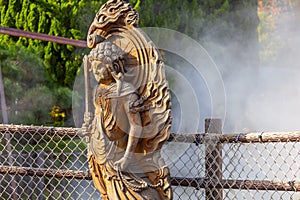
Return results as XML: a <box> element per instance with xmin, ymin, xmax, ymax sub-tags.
<box><xmin>84</xmin><ymin>112</ymin><xmax>93</xmax><ymax>125</ymax></box>
<box><xmin>82</xmin><ymin>112</ymin><xmax>93</xmax><ymax>142</ymax></box>
<box><xmin>82</xmin><ymin>112</ymin><xmax>93</xmax><ymax>135</ymax></box>
<box><xmin>81</xmin><ymin>123</ymin><xmax>89</xmax><ymax>133</ymax></box>
<box><xmin>111</xmin><ymin>71</ymin><xmax>123</xmax><ymax>81</ymax></box>
<box><xmin>114</xmin><ymin>156</ymin><xmax>131</xmax><ymax>171</ymax></box>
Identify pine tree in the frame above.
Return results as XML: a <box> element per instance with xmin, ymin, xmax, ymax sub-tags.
<box><xmin>0</xmin><ymin>0</ymin><xmax>94</xmax><ymax>87</ymax></box>
<box><xmin>0</xmin><ymin>0</ymin><xmax>100</xmax><ymax>125</ymax></box>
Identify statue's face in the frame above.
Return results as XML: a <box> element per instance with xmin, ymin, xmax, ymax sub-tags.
<box><xmin>91</xmin><ymin>60</ymin><xmax>112</xmax><ymax>83</ymax></box>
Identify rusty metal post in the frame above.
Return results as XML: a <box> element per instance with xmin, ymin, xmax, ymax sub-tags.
<box><xmin>205</xmin><ymin>119</ymin><xmax>223</xmax><ymax>200</ymax></box>
<box><xmin>0</xmin><ymin>65</ymin><xmax>18</xmax><ymax>200</ymax></box>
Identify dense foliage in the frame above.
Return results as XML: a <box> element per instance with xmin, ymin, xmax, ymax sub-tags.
<box><xmin>0</xmin><ymin>44</ymin><xmax>73</xmax><ymax>125</ymax></box>
<box><xmin>0</xmin><ymin>0</ymin><xmax>103</xmax><ymax>125</ymax></box>
<box><xmin>0</xmin><ymin>0</ymin><xmax>99</xmax><ymax>87</ymax></box>
<box><xmin>0</xmin><ymin>0</ymin><xmax>259</xmax><ymax>125</ymax></box>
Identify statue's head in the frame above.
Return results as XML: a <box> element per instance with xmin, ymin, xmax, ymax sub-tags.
<box><xmin>88</xmin><ymin>42</ymin><xmax>125</xmax><ymax>83</ymax></box>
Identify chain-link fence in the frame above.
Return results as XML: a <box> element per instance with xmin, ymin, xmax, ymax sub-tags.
<box><xmin>0</xmin><ymin>119</ymin><xmax>300</xmax><ymax>200</ymax></box>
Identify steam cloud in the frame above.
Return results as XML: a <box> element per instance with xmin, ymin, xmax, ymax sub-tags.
<box><xmin>217</xmin><ymin>7</ymin><xmax>300</xmax><ymax>133</ymax></box>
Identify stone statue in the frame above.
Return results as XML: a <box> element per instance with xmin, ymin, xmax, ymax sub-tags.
<box><xmin>82</xmin><ymin>0</ymin><xmax>172</xmax><ymax>199</ymax></box>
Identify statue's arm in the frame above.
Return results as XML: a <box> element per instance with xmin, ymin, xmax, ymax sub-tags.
<box><xmin>114</xmin><ymin>93</ymin><xmax>142</xmax><ymax>170</ymax></box>
<box><xmin>124</xmin><ymin>95</ymin><xmax>142</xmax><ymax>157</ymax></box>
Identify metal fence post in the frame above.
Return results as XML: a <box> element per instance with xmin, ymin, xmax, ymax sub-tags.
<box><xmin>36</xmin><ymin>150</ymin><xmax>45</xmax><ymax>200</ymax></box>
<box><xmin>205</xmin><ymin>118</ymin><xmax>223</xmax><ymax>200</ymax></box>
<box><xmin>0</xmin><ymin>65</ymin><xmax>18</xmax><ymax>200</ymax></box>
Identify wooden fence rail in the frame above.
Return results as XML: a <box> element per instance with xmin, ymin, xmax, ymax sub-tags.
<box><xmin>0</xmin><ymin>165</ymin><xmax>299</xmax><ymax>192</ymax></box>
<box><xmin>1</xmin><ymin>124</ymin><xmax>300</xmax><ymax>143</ymax></box>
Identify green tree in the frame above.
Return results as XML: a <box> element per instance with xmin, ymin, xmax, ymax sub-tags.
<box><xmin>0</xmin><ymin>0</ymin><xmax>94</xmax><ymax>87</ymax></box>
<box><xmin>0</xmin><ymin>44</ymin><xmax>73</xmax><ymax>125</ymax></box>
<box><xmin>0</xmin><ymin>0</ymin><xmax>101</xmax><ymax>125</ymax></box>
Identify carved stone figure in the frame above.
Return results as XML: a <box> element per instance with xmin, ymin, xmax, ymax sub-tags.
<box><xmin>82</xmin><ymin>0</ymin><xmax>172</xmax><ymax>199</ymax></box>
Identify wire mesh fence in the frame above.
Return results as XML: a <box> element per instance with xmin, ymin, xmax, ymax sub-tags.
<box><xmin>0</xmin><ymin>120</ymin><xmax>300</xmax><ymax>200</ymax></box>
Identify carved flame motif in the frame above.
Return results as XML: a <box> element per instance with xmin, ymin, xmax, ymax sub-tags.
<box><xmin>83</xmin><ymin>0</ymin><xmax>172</xmax><ymax>199</ymax></box>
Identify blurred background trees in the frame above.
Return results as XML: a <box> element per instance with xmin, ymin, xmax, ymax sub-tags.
<box><xmin>0</xmin><ymin>0</ymin><xmax>101</xmax><ymax>125</ymax></box>
<box><xmin>257</xmin><ymin>0</ymin><xmax>296</xmax><ymax>66</ymax></box>
<box><xmin>0</xmin><ymin>44</ymin><xmax>73</xmax><ymax>125</ymax></box>
<box><xmin>136</xmin><ymin>0</ymin><xmax>260</xmax><ymax>76</ymax></box>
